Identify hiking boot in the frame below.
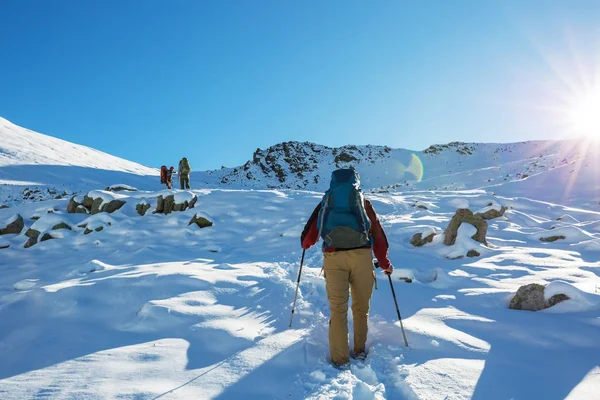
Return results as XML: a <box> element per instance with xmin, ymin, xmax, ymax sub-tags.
<box><xmin>332</xmin><ymin>360</ymin><xmax>350</xmax><ymax>370</ymax></box>
<box><xmin>351</xmin><ymin>350</ymin><xmax>368</xmax><ymax>361</ymax></box>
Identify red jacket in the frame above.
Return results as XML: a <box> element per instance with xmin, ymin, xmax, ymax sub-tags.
<box><xmin>300</xmin><ymin>199</ymin><xmax>392</xmax><ymax>269</ymax></box>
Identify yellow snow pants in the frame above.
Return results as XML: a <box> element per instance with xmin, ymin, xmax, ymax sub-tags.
<box><xmin>323</xmin><ymin>248</ymin><xmax>375</xmax><ymax>366</ymax></box>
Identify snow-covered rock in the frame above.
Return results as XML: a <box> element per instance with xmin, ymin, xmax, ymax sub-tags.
<box><xmin>0</xmin><ymin>213</ymin><xmax>24</xmax><ymax>235</ymax></box>
<box><xmin>155</xmin><ymin>192</ymin><xmax>198</xmax><ymax>214</ymax></box>
<box><xmin>509</xmin><ymin>283</ymin><xmax>569</xmax><ymax>311</ymax></box>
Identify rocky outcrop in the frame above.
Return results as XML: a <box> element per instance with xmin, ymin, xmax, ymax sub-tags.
<box><xmin>411</xmin><ymin>232</ymin><xmax>435</xmax><ymax>247</ymax></box>
<box><xmin>155</xmin><ymin>194</ymin><xmax>198</xmax><ymax>214</ymax></box>
<box><xmin>0</xmin><ymin>214</ymin><xmax>24</xmax><ymax>235</ymax></box>
<box><xmin>69</xmin><ymin>193</ymin><xmax>126</xmax><ymax>215</ymax></box>
<box><xmin>189</xmin><ymin>214</ymin><xmax>213</xmax><ymax>228</ymax></box>
<box><xmin>0</xmin><ymin>205</ymin><xmax>9</xmax><ymax>209</ymax></box>
<box><xmin>509</xmin><ymin>283</ymin><xmax>569</xmax><ymax>311</ymax></box>
<box><xmin>443</xmin><ymin>209</ymin><xmax>488</xmax><ymax>246</ymax></box>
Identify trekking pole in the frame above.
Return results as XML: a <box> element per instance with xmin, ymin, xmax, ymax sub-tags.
<box><xmin>388</xmin><ymin>274</ymin><xmax>409</xmax><ymax>347</ymax></box>
<box><xmin>289</xmin><ymin>249</ymin><xmax>306</xmax><ymax>328</ymax></box>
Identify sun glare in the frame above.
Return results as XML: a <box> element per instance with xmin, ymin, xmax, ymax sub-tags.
<box><xmin>569</xmin><ymin>87</ymin><xmax>600</xmax><ymax>140</ymax></box>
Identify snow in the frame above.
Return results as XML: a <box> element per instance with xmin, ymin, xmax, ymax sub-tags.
<box><xmin>29</xmin><ymin>214</ymin><xmax>71</xmax><ymax>232</ymax></box>
<box><xmin>531</xmin><ymin>226</ymin><xmax>597</xmax><ymax>243</ymax></box>
<box><xmin>173</xmin><ymin>190</ymin><xmax>196</xmax><ymax>204</ymax></box>
<box><xmin>0</xmin><ymin>117</ymin><xmax>156</xmax><ymax>174</ymax></box>
<box><xmin>1</xmin><ymin>120</ymin><xmax>600</xmax><ymax>399</ymax></box>
<box><xmin>13</xmin><ymin>279</ymin><xmax>38</xmax><ymax>290</ymax></box>
<box><xmin>107</xmin><ymin>184</ymin><xmax>138</xmax><ymax>191</ymax></box>
<box><xmin>543</xmin><ymin>281</ymin><xmax>600</xmax><ymax>313</ymax></box>
<box><xmin>1</xmin><ymin>213</ymin><xmax>20</xmax><ymax>226</ymax></box>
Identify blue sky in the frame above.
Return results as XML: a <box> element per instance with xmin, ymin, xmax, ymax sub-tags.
<box><xmin>1</xmin><ymin>1</ymin><xmax>599</xmax><ymax>170</ymax></box>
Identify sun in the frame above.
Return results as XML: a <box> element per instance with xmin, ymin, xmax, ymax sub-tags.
<box><xmin>568</xmin><ymin>87</ymin><xmax>600</xmax><ymax>140</ymax></box>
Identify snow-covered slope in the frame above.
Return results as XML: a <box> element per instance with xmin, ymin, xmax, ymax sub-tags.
<box><xmin>0</xmin><ymin>117</ymin><xmax>156</xmax><ymax>173</ymax></box>
<box><xmin>0</xmin><ymin>117</ymin><xmax>158</xmax><ymax>205</ymax></box>
<box><xmin>1</xmin><ymin>118</ymin><xmax>600</xmax><ymax>399</ymax></box>
<box><xmin>0</xmin><ymin>188</ymin><xmax>599</xmax><ymax>399</ymax></box>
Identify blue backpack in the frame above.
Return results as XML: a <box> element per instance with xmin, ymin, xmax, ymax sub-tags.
<box><xmin>317</xmin><ymin>169</ymin><xmax>371</xmax><ymax>249</ymax></box>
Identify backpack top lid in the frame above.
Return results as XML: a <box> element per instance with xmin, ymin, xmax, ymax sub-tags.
<box><xmin>329</xmin><ymin>168</ymin><xmax>360</xmax><ymax>190</ymax></box>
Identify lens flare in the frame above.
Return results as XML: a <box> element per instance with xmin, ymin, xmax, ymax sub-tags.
<box><xmin>406</xmin><ymin>154</ymin><xmax>424</xmax><ymax>181</ymax></box>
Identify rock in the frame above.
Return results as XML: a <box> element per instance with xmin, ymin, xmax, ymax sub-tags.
<box><xmin>443</xmin><ymin>209</ymin><xmax>488</xmax><ymax>246</ymax></box>
<box><xmin>155</xmin><ymin>196</ymin><xmax>165</xmax><ymax>213</ymax></box>
<box><xmin>0</xmin><ymin>243</ymin><xmax>9</xmax><ymax>249</ymax></box>
<box><xmin>509</xmin><ymin>283</ymin><xmax>570</xmax><ymax>311</ymax></box>
<box><xmin>25</xmin><ymin>228</ymin><xmax>40</xmax><ymax>239</ymax></box>
<box><xmin>51</xmin><ymin>222</ymin><xmax>71</xmax><ymax>231</ymax></box>
<box><xmin>0</xmin><ymin>205</ymin><xmax>9</xmax><ymax>209</ymax></box>
<box><xmin>84</xmin><ymin>228</ymin><xmax>93</xmax><ymax>235</ymax></box>
<box><xmin>189</xmin><ymin>214</ymin><xmax>213</xmax><ymax>228</ymax></box>
<box><xmin>105</xmin><ymin>185</ymin><xmax>137</xmax><ymax>192</ymax></box>
<box><xmin>75</xmin><ymin>205</ymin><xmax>88</xmax><ymax>214</ymax></box>
<box><xmin>24</xmin><ymin>236</ymin><xmax>37</xmax><ymax>248</ymax></box>
<box><xmin>163</xmin><ymin>195</ymin><xmax>175</xmax><ymax>214</ymax></box>
<box><xmin>67</xmin><ymin>196</ymin><xmax>83</xmax><ymax>213</ymax></box>
<box><xmin>101</xmin><ymin>199</ymin><xmax>126</xmax><ymax>214</ymax></box>
<box><xmin>467</xmin><ymin>250</ymin><xmax>481</xmax><ymax>258</ymax></box>
<box><xmin>476</xmin><ymin>206</ymin><xmax>508</xmax><ymax>220</ymax></box>
<box><xmin>136</xmin><ymin>203</ymin><xmax>151</xmax><ymax>216</ymax></box>
<box><xmin>82</xmin><ymin>195</ymin><xmax>94</xmax><ymax>209</ymax></box>
<box><xmin>540</xmin><ymin>235</ymin><xmax>566</xmax><ymax>242</ymax></box>
<box><xmin>40</xmin><ymin>233</ymin><xmax>55</xmax><ymax>242</ymax></box>
<box><xmin>156</xmin><ymin>194</ymin><xmax>197</xmax><ymax>214</ymax></box>
<box><xmin>0</xmin><ymin>214</ymin><xmax>25</xmax><ymax>235</ymax></box>
<box><xmin>87</xmin><ymin>195</ymin><xmax>126</xmax><ymax>215</ymax></box>
<box><xmin>90</xmin><ymin>197</ymin><xmax>104</xmax><ymax>215</ymax></box>
<box><xmin>411</xmin><ymin>232</ymin><xmax>435</xmax><ymax>247</ymax></box>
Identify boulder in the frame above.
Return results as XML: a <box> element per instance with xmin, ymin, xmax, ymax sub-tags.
<box><xmin>0</xmin><ymin>214</ymin><xmax>25</xmax><ymax>235</ymax></box>
<box><xmin>67</xmin><ymin>196</ymin><xmax>87</xmax><ymax>214</ymax></box>
<box><xmin>540</xmin><ymin>235</ymin><xmax>566</xmax><ymax>243</ymax></box>
<box><xmin>40</xmin><ymin>233</ymin><xmax>56</xmax><ymax>242</ymax></box>
<box><xmin>101</xmin><ymin>199</ymin><xmax>126</xmax><ymax>214</ymax></box>
<box><xmin>24</xmin><ymin>228</ymin><xmax>40</xmax><ymax>248</ymax></box>
<box><xmin>24</xmin><ymin>236</ymin><xmax>38</xmax><ymax>248</ymax></box>
<box><xmin>136</xmin><ymin>203</ymin><xmax>151</xmax><ymax>216</ymax></box>
<box><xmin>155</xmin><ymin>194</ymin><xmax>197</xmax><ymax>214</ymax></box>
<box><xmin>509</xmin><ymin>283</ymin><xmax>570</xmax><ymax>311</ymax></box>
<box><xmin>443</xmin><ymin>209</ymin><xmax>488</xmax><ymax>246</ymax></box>
<box><xmin>75</xmin><ymin>205</ymin><xmax>88</xmax><ymax>214</ymax></box>
<box><xmin>476</xmin><ymin>206</ymin><xmax>508</xmax><ymax>220</ymax></box>
<box><xmin>189</xmin><ymin>214</ymin><xmax>213</xmax><ymax>228</ymax></box>
<box><xmin>0</xmin><ymin>243</ymin><xmax>9</xmax><ymax>250</ymax></box>
<box><xmin>467</xmin><ymin>250</ymin><xmax>481</xmax><ymax>258</ymax></box>
<box><xmin>0</xmin><ymin>205</ymin><xmax>9</xmax><ymax>209</ymax></box>
<box><xmin>82</xmin><ymin>195</ymin><xmax>94</xmax><ymax>209</ymax></box>
<box><xmin>52</xmin><ymin>222</ymin><xmax>72</xmax><ymax>231</ymax></box>
<box><xmin>411</xmin><ymin>232</ymin><xmax>435</xmax><ymax>247</ymax></box>
<box><xmin>86</xmin><ymin>195</ymin><xmax>126</xmax><ymax>215</ymax></box>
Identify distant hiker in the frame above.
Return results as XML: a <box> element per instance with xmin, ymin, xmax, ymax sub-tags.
<box><xmin>178</xmin><ymin>157</ymin><xmax>191</xmax><ymax>189</ymax></box>
<box><xmin>160</xmin><ymin>165</ymin><xmax>168</xmax><ymax>186</ymax></box>
<box><xmin>301</xmin><ymin>168</ymin><xmax>393</xmax><ymax>368</ymax></box>
<box><xmin>166</xmin><ymin>166</ymin><xmax>175</xmax><ymax>189</ymax></box>
<box><xmin>160</xmin><ymin>165</ymin><xmax>176</xmax><ymax>189</ymax></box>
